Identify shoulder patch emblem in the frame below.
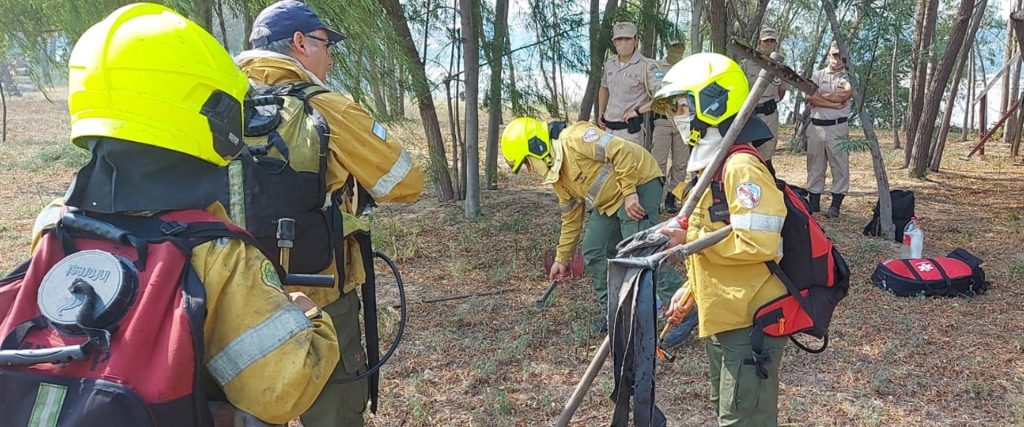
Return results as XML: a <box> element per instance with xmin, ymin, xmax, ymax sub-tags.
<box><xmin>372</xmin><ymin>121</ymin><xmax>388</xmax><ymax>142</ymax></box>
<box><xmin>736</xmin><ymin>182</ymin><xmax>762</xmax><ymax>209</ymax></box>
<box><xmin>260</xmin><ymin>259</ymin><xmax>285</xmax><ymax>292</ymax></box>
<box><xmin>582</xmin><ymin>128</ymin><xmax>600</xmax><ymax>143</ymax></box>
<box><xmin>654</xmin><ymin>70</ymin><xmax>665</xmax><ymax>79</ymax></box>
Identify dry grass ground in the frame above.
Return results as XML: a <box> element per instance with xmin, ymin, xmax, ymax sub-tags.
<box><xmin>2</xmin><ymin>90</ymin><xmax>1023</xmax><ymax>426</ymax></box>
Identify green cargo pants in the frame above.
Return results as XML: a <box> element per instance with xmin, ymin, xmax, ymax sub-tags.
<box><xmin>582</xmin><ymin>178</ymin><xmax>683</xmax><ymax>308</ymax></box>
<box><xmin>301</xmin><ymin>290</ymin><xmax>368</xmax><ymax>427</ymax></box>
<box><xmin>706</xmin><ymin>326</ymin><xmax>787</xmax><ymax>427</ymax></box>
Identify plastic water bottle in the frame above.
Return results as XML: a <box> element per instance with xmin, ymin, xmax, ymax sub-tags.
<box><xmin>901</xmin><ymin>216</ymin><xmax>924</xmax><ymax>259</ymax></box>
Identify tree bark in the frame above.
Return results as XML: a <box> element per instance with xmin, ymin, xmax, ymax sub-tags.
<box><xmin>691</xmin><ymin>0</ymin><xmax>703</xmax><ymax>54</ymax></box>
<box><xmin>905</xmin><ymin>0</ymin><xmax>939</xmax><ymax>168</ymax></box>
<box><xmin>909</xmin><ymin>0</ymin><xmax>976</xmax><ymax>177</ymax></box>
<box><xmin>742</xmin><ymin>0</ymin><xmax>771</xmax><ymax>44</ymax></box>
<box><xmin>930</xmin><ymin>0</ymin><xmax>987</xmax><ymax>172</ymax></box>
<box><xmin>824</xmin><ymin>0</ymin><xmax>895</xmax><ymax>241</ymax></box>
<box><xmin>891</xmin><ymin>31</ymin><xmax>902</xmax><ymax>149</ymax></box>
<box><xmin>578</xmin><ymin>0</ymin><xmax>618</xmax><ymax>121</ymax></box>
<box><xmin>793</xmin><ymin>10</ymin><xmax>827</xmax><ymax>152</ymax></box>
<box><xmin>640</xmin><ymin>0</ymin><xmax>658</xmax><ymax>58</ymax></box>
<box><xmin>380</xmin><ymin>0</ymin><xmax>456</xmax><ymax>202</ymax></box>
<box><xmin>461</xmin><ymin>0</ymin><xmax>481</xmax><ymax>219</ymax></box>
<box><xmin>214</xmin><ymin>0</ymin><xmax>229</xmax><ymax>52</ymax></box>
<box><xmin>962</xmin><ymin>48</ymin><xmax>974</xmax><ymax>142</ymax></box>
<box><xmin>190</xmin><ymin>0</ymin><xmax>214</xmax><ymax>32</ymax></box>
<box><xmin>484</xmin><ymin>0</ymin><xmax>509</xmax><ymax>190</ymax></box>
<box><xmin>708</xmin><ymin>0</ymin><xmax>729</xmax><ymax>55</ymax></box>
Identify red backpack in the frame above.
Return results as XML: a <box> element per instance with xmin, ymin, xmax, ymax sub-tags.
<box><xmin>0</xmin><ymin>208</ymin><xmax>257</xmax><ymax>426</ymax></box>
<box><xmin>709</xmin><ymin>144</ymin><xmax>850</xmax><ymax>379</ymax></box>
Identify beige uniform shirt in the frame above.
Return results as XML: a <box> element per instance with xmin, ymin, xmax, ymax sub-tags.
<box><xmin>741</xmin><ymin>55</ymin><xmax>789</xmax><ymax>104</ymax></box>
<box><xmin>551</xmin><ymin>122</ymin><xmax>664</xmax><ymax>262</ymax></box>
<box><xmin>810</xmin><ymin>67</ymin><xmax>852</xmax><ymax>120</ymax></box>
<box><xmin>601</xmin><ymin>52</ymin><xmax>659</xmax><ymax>122</ymax></box>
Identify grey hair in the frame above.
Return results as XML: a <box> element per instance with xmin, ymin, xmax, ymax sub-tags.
<box><xmin>257</xmin><ymin>38</ymin><xmax>295</xmax><ymax>56</ymax></box>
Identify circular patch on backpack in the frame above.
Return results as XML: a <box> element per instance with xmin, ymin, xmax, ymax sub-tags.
<box><xmin>736</xmin><ymin>182</ymin><xmax>762</xmax><ymax>209</ymax></box>
<box><xmin>582</xmin><ymin>128</ymin><xmax>600</xmax><ymax>143</ymax></box>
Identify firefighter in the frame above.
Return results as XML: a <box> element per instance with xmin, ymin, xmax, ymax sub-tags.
<box><xmin>19</xmin><ymin>3</ymin><xmax>339</xmax><ymax>424</ymax></box>
<box><xmin>654</xmin><ymin>53</ymin><xmax>790</xmax><ymax>426</ymax></box>
<box><xmin>500</xmin><ymin>118</ymin><xmax>696</xmax><ymax>340</ymax></box>
<box><xmin>236</xmin><ymin>1</ymin><xmax>425</xmax><ymax>425</ymax></box>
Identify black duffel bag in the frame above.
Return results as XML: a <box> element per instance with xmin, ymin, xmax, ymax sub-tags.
<box><xmin>871</xmin><ymin>248</ymin><xmax>989</xmax><ymax>297</ymax></box>
<box><xmin>864</xmin><ymin>190</ymin><xmax>915</xmax><ymax>243</ymax></box>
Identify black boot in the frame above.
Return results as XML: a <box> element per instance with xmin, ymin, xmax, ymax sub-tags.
<box><xmin>808</xmin><ymin>193</ymin><xmax>821</xmax><ymax>213</ymax></box>
<box><xmin>665</xmin><ymin>192</ymin><xmax>679</xmax><ymax>214</ymax></box>
<box><xmin>826</xmin><ymin>193</ymin><xmax>845</xmax><ymax>218</ymax></box>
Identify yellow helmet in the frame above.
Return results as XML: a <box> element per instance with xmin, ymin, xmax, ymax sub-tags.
<box><xmin>501</xmin><ymin>117</ymin><xmax>552</xmax><ymax>174</ymax></box>
<box><xmin>652</xmin><ymin>53</ymin><xmax>748</xmax><ymax>127</ymax></box>
<box><xmin>68</xmin><ymin>3</ymin><xmax>250</xmax><ymax>166</ymax></box>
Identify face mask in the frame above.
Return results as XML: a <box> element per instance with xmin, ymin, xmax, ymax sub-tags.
<box><xmin>673</xmin><ymin>115</ymin><xmax>692</xmax><ymax>141</ymax></box>
<box><xmin>687</xmin><ymin>127</ymin><xmax>724</xmax><ymax>172</ymax></box>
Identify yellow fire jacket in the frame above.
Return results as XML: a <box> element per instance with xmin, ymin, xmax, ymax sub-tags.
<box><xmin>235</xmin><ymin>53</ymin><xmax>425</xmax><ymax>306</ymax></box>
<box><xmin>672</xmin><ymin>149</ymin><xmax>788</xmax><ymax>337</ymax></box>
<box><xmin>30</xmin><ymin>200</ymin><xmax>340</xmax><ymax>424</ymax></box>
<box><xmin>552</xmin><ymin>122</ymin><xmax>663</xmax><ymax>263</ymax></box>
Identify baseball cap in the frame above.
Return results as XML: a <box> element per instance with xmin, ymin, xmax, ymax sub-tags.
<box><xmin>613</xmin><ymin>22</ymin><xmax>637</xmax><ymax>39</ymax></box>
<box><xmin>249</xmin><ymin>0</ymin><xmax>345</xmax><ymax>48</ymax></box>
<box><xmin>760</xmin><ymin>28</ymin><xmax>778</xmax><ymax>41</ymax></box>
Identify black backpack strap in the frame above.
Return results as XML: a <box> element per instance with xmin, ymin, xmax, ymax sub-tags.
<box><xmin>926</xmin><ymin>258</ymin><xmax>955</xmax><ymax>295</ymax></box>
<box><xmin>1</xmin><ymin>317</ymin><xmax>47</xmax><ymax>350</ymax></box>
<box><xmin>354</xmin><ymin>231</ymin><xmax>379</xmax><ymax>413</ymax></box>
<box><xmin>900</xmin><ymin>259</ymin><xmax>925</xmax><ymax>281</ymax></box>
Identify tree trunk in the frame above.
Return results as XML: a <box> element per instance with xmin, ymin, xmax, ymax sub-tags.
<box><xmin>909</xmin><ymin>0</ymin><xmax>976</xmax><ymax>178</ymax></box>
<box><xmin>243</xmin><ymin>6</ymin><xmax>254</xmax><ymax>50</ymax></box>
<box><xmin>214</xmin><ymin>0</ymin><xmax>229</xmax><ymax>52</ymax></box>
<box><xmin>793</xmin><ymin>10</ymin><xmax>827</xmax><ymax>152</ymax></box>
<box><xmin>368</xmin><ymin>55</ymin><xmax>390</xmax><ymax>116</ymax></box>
<box><xmin>742</xmin><ymin>0</ymin><xmax>771</xmax><ymax>44</ymax></box>
<box><xmin>578</xmin><ymin>0</ymin><xmax>618</xmax><ymax>121</ymax></box>
<box><xmin>640</xmin><ymin>0</ymin><xmax>658</xmax><ymax>58</ymax></box>
<box><xmin>824</xmin><ymin>0</ymin><xmax>895</xmax><ymax>241</ymax></box>
<box><xmin>461</xmin><ymin>0</ymin><xmax>481</xmax><ymax>219</ymax></box>
<box><xmin>708</xmin><ymin>0</ymin><xmax>729</xmax><ymax>54</ymax></box>
<box><xmin>930</xmin><ymin>0</ymin><xmax>987</xmax><ymax>172</ymax></box>
<box><xmin>190</xmin><ymin>0</ymin><xmax>214</xmax><ymax>32</ymax></box>
<box><xmin>961</xmin><ymin>48</ymin><xmax>974</xmax><ymax>142</ymax></box>
<box><xmin>691</xmin><ymin>0</ymin><xmax>703</xmax><ymax>53</ymax></box>
<box><xmin>891</xmin><ymin>31</ymin><xmax>902</xmax><ymax>149</ymax></box>
<box><xmin>484</xmin><ymin>0</ymin><xmax>509</xmax><ymax>190</ymax></box>
<box><xmin>1002</xmin><ymin>18</ymin><xmax>1014</xmax><ymax>117</ymax></box>
<box><xmin>380</xmin><ymin>0</ymin><xmax>456</xmax><ymax>202</ymax></box>
<box><xmin>905</xmin><ymin>0</ymin><xmax>939</xmax><ymax>168</ymax></box>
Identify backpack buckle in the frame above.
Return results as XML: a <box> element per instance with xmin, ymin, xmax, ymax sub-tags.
<box><xmin>160</xmin><ymin>221</ymin><xmax>188</xmax><ymax>236</ymax></box>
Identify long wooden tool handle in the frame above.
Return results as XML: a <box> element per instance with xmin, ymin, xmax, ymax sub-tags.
<box><xmin>727</xmin><ymin>38</ymin><xmax>819</xmax><ymax>95</ymax></box>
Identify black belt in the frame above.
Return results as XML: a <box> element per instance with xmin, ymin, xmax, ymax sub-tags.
<box><xmin>754</xmin><ymin>99</ymin><xmax>777</xmax><ymax>116</ymax></box>
<box><xmin>653</xmin><ymin>113</ymin><xmax>667</xmax><ymax>120</ymax></box>
<box><xmin>604</xmin><ymin>116</ymin><xmax>643</xmax><ymax>134</ymax></box>
<box><xmin>811</xmin><ymin>117</ymin><xmax>848</xmax><ymax>127</ymax></box>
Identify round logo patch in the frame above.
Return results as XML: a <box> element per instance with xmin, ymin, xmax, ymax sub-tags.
<box><xmin>736</xmin><ymin>182</ymin><xmax>762</xmax><ymax>209</ymax></box>
<box><xmin>582</xmin><ymin>128</ymin><xmax>600</xmax><ymax>143</ymax></box>
<box><xmin>654</xmin><ymin>70</ymin><xmax>665</xmax><ymax>79</ymax></box>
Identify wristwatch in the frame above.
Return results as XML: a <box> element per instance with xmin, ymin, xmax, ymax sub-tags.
<box><xmin>634</xmin><ymin>107</ymin><xmax>642</xmax><ymax>117</ymax></box>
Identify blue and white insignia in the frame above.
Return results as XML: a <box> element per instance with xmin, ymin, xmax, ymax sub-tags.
<box><xmin>582</xmin><ymin>128</ymin><xmax>600</xmax><ymax>143</ymax></box>
<box><xmin>736</xmin><ymin>182</ymin><xmax>762</xmax><ymax>209</ymax></box>
<box><xmin>371</xmin><ymin>121</ymin><xmax>388</xmax><ymax>142</ymax></box>
<box><xmin>654</xmin><ymin>70</ymin><xmax>665</xmax><ymax>79</ymax></box>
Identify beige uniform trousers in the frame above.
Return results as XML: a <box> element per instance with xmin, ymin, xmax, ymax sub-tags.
<box><xmin>651</xmin><ymin>118</ymin><xmax>689</xmax><ymax>192</ymax></box>
<box><xmin>607</xmin><ymin>127</ymin><xmax>645</xmax><ymax>146</ymax></box>
<box><xmin>755</xmin><ymin>111</ymin><xmax>781</xmax><ymax>161</ymax></box>
<box><xmin>805</xmin><ymin>121</ymin><xmax>850</xmax><ymax>195</ymax></box>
